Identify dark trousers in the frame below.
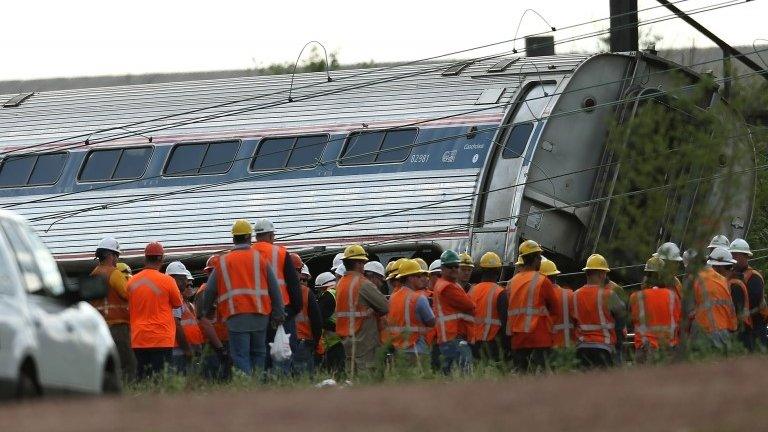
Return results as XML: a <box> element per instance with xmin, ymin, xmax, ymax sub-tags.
<box><xmin>511</xmin><ymin>348</ymin><xmax>550</xmax><ymax>373</ymax></box>
<box><xmin>133</xmin><ymin>348</ymin><xmax>172</xmax><ymax>381</ymax></box>
<box><xmin>471</xmin><ymin>338</ymin><xmax>508</xmax><ymax>363</ymax></box>
<box><xmin>109</xmin><ymin>323</ymin><xmax>136</xmax><ymax>382</ymax></box>
<box><xmin>321</xmin><ymin>342</ymin><xmax>345</xmax><ymax>376</ymax></box>
<box><xmin>576</xmin><ymin>347</ymin><xmax>613</xmax><ymax>369</ymax></box>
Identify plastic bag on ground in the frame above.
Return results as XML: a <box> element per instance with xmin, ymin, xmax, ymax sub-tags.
<box><xmin>269</xmin><ymin>324</ymin><xmax>292</xmax><ymax>363</ymax></box>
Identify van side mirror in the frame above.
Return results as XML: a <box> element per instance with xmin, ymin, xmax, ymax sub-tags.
<box><xmin>63</xmin><ymin>275</ymin><xmax>108</xmax><ymax>304</ymax></box>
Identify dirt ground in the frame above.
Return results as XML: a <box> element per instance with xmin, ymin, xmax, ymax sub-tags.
<box><xmin>2</xmin><ymin>356</ymin><xmax>768</xmax><ymax>432</ymax></box>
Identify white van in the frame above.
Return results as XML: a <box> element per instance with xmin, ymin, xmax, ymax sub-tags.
<box><xmin>0</xmin><ymin>210</ymin><xmax>120</xmax><ymax>398</ymax></box>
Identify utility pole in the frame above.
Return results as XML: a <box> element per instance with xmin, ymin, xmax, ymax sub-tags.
<box><xmin>609</xmin><ymin>0</ymin><xmax>638</xmax><ymax>52</ymax></box>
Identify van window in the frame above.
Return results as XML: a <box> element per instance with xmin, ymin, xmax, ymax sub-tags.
<box><xmin>1</xmin><ymin>220</ymin><xmax>44</xmax><ymax>294</ymax></box>
<box><xmin>251</xmin><ymin>134</ymin><xmax>329</xmax><ymax>171</ymax></box>
<box><xmin>0</xmin><ymin>231</ymin><xmax>18</xmax><ymax>295</ymax></box>
<box><xmin>340</xmin><ymin>129</ymin><xmax>417</xmax><ymax>165</ymax></box>
<box><xmin>165</xmin><ymin>141</ymin><xmax>239</xmax><ymax>176</ymax></box>
<box><xmin>501</xmin><ymin>123</ymin><xmax>534</xmax><ymax>159</ymax></box>
<box><xmin>0</xmin><ymin>152</ymin><xmax>67</xmax><ymax>187</ymax></box>
<box><xmin>80</xmin><ymin>147</ymin><xmax>153</xmax><ymax>182</ymax></box>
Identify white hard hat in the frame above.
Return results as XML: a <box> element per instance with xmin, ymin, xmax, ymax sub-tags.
<box><xmin>315</xmin><ymin>272</ymin><xmax>336</xmax><ymax>287</ymax></box>
<box><xmin>335</xmin><ymin>263</ymin><xmax>346</xmax><ymax>276</ymax></box>
<box><xmin>657</xmin><ymin>242</ymin><xmax>683</xmax><ymax>262</ymax></box>
<box><xmin>729</xmin><ymin>238</ymin><xmax>753</xmax><ymax>257</ymax></box>
<box><xmin>301</xmin><ymin>264</ymin><xmax>311</xmax><ymax>277</ymax></box>
<box><xmin>364</xmin><ymin>261</ymin><xmax>386</xmax><ymax>277</ymax></box>
<box><xmin>429</xmin><ymin>259</ymin><xmax>442</xmax><ymax>273</ymax></box>
<box><xmin>330</xmin><ymin>252</ymin><xmax>344</xmax><ymax>271</ymax></box>
<box><xmin>184</xmin><ymin>270</ymin><xmax>194</xmax><ymax>281</ymax></box>
<box><xmin>707</xmin><ymin>247</ymin><xmax>736</xmax><ymax>266</ymax></box>
<box><xmin>165</xmin><ymin>261</ymin><xmax>188</xmax><ymax>276</ymax></box>
<box><xmin>97</xmin><ymin>237</ymin><xmax>121</xmax><ymax>254</ymax></box>
<box><xmin>708</xmin><ymin>234</ymin><xmax>730</xmax><ymax>250</ymax></box>
<box><xmin>253</xmin><ymin>218</ymin><xmax>275</xmax><ymax>234</ymax></box>
<box><xmin>682</xmin><ymin>249</ymin><xmax>698</xmax><ymax>267</ymax></box>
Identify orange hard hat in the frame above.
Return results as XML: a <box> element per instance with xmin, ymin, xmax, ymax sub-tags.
<box><xmin>204</xmin><ymin>255</ymin><xmax>219</xmax><ymax>271</ymax></box>
<box><xmin>144</xmin><ymin>241</ymin><xmax>164</xmax><ymax>257</ymax></box>
<box><xmin>289</xmin><ymin>253</ymin><xmax>304</xmax><ymax>271</ymax></box>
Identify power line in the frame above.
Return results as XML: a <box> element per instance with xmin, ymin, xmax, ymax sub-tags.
<box><xmin>0</xmin><ymin>0</ymin><xmax>733</xmax><ymax>159</ymax></box>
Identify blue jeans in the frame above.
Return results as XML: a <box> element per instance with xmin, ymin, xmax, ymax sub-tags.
<box><xmin>439</xmin><ymin>338</ymin><xmax>473</xmax><ymax>374</ymax></box>
<box><xmin>293</xmin><ymin>340</ymin><xmax>315</xmax><ymax>376</ymax></box>
<box><xmin>228</xmin><ymin>328</ymin><xmax>267</xmax><ymax>375</ymax></box>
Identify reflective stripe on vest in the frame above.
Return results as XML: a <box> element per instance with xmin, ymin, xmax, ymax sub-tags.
<box><xmin>552</xmin><ymin>288</ymin><xmax>573</xmax><ymax>348</ymax></box>
<box><xmin>218</xmin><ymin>251</ymin><xmax>268</xmax><ymax>315</ymax></box>
<box><xmin>480</xmin><ymin>286</ymin><xmax>502</xmax><ymax>341</ymax></box>
<box><xmin>507</xmin><ymin>273</ymin><xmax>543</xmax><ymax>333</ymax></box>
<box><xmin>272</xmin><ymin>244</ymin><xmax>286</xmax><ymax>287</ymax></box>
<box><xmin>387</xmin><ymin>290</ymin><xmax>430</xmax><ymax>335</ymax></box>
<box><xmin>573</xmin><ymin>288</ymin><xmax>614</xmax><ymax>344</ymax></box>
<box><xmin>635</xmin><ymin>289</ymin><xmax>678</xmax><ymax>344</ymax></box>
<box><xmin>128</xmin><ymin>277</ymin><xmax>162</xmax><ymax>296</ymax></box>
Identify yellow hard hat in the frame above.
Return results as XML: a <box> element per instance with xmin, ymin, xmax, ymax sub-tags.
<box><xmin>519</xmin><ymin>240</ymin><xmax>543</xmax><ymax>256</ymax></box>
<box><xmin>116</xmin><ymin>262</ymin><xmax>132</xmax><ymax>279</ymax></box>
<box><xmin>644</xmin><ymin>256</ymin><xmax>665</xmax><ymax>272</ymax></box>
<box><xmin>583</xmin><ymin>254</ymin><xmax>610</xmax><ymax>272</ymax></box>
<box><xmin>539</xmin><ymin>259</ymin><xmax>561</xmax><ymax>276</ymax></box>
<box><xmin>232</xmin><ymin>219</ymin><xmax>253</xmax><ymax>236</ymax></box>
<box><xmin>414</xmin><ymin>258</ymin><xmax>428</xmax><ymax>271</ymax></box>
<box><xmin>397</xmin><ymin>259</ymin><xmax>428</xmax><ymax>278</ymax></box>
<box><xmin>343</xmin><ymin>244</ymin><xmax>368</xmax><ymax>261</ymax></box>
<box><xmin>387</xmin><ymin>258</ymin><xmax>406</xmax><ymax>280</ymax></box>
<box><xmin>479</xmin><ymin>252</ymin><xmax>503</xmax><ymax>269</ymax></box>
<box><xmin>459</xmin><ymin>252</ymin><xmax>474</xmax><ymax>267</ymax></box>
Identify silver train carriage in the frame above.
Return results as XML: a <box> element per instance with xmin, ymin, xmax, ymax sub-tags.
<box><xmin>0</xmin><ymin>52</ymin><xmax>756</xmax><ymax>275</ymax></box>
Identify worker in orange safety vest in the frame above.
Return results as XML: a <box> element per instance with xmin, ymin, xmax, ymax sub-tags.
<box><xmin>199</xmin><ymin>219</ymin><xmax>285</xmax><ymax>375</ymax></box>
<box><xmin>195</xmin><ymin>255</ymin><xmax>231</xmax><ymax>381</ymax></box>
<box><xmin>90</xmin><ymin>237</ymin><xmax>137</xmax><ymax>382</ymax></box>
<box><xmin>730</xmin><ymin>238</ymin><xmax>768</xmax><ymax>350</ymax></box>
<box><xmin>629</xmin><ymin>257</ymin><xmax>681</xmax><ymax>363</ymax></box>
<box><xmin>335</xmin><ymin>245</ymin><xmax>389</xmax><ymax>376</ymax></box>
<box><xmin>433</xmin><ymin>250</ymin><xmax>476</xmax><ymax>374</ymax></box>
<box><xmin>690</xmin><ymin>247</ymin><xmax>738</xmax><ymax>350</ymax></box>
<box><xmin>165</xmin><ymin>261</ymin><xmax>196</xmax><ymax>374</ymax></box>
<box><xmin>127</xmin><ymin>241</ymin><xmax>184</xmax><ymax>381</ymax></box>
<box><xmin>385</xmin><ymin>259</ymin><xmax>435</xmax><ymax>362</ymax></box>
<box><xmin>571</xmin><ymin>254</ymin><xmax>626</xmax><ymax>369</ymax></box>
<box><xmin>507</xmin><ymin>240</ymin><xmax>559</xmax><ymax>373</ymax></box>
<box><xmin>468</xmin><ymin>252</ymin><xmax>508</xmax><ymax>363</ymax></box>
<box><xmin>290</xmin><ymin>253</ymin><xmax>322</xmax><ymax>375</ymax></box>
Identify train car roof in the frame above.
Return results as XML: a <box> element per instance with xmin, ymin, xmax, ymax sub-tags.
<box><xmin>0</xmin><ymin>54</ymin><xmax>591</xmax><ymax>151</ymax></box>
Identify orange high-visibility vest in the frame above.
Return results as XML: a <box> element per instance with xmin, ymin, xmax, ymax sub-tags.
<box><xmin>215</xmin><ymin>248</ymin><xmax>272</xmax><ymax>321</ymax></box>
<box><xmin>90</xmin><ymin>265</ymin><xmax>130</xmax><ymax>325</ymax></box>
<box><xmin>386</xmin><ymin>287</ymin><xmax>430</xmax><ymax>349</ymax></box>
<box><xmin>432</xmin><ymin>278</ymin><xmax>475</xmax><ymax>344</ymax></box>
<box><xmin>729</xmin><ymin>278</ymin><xmax>752</xmax><ymax>328</ymax></box>
<box><xmin>693</xmin><ymin>267</ymin><xmax>737</xmax><ymax>334</ymax></box>
<box><xmin>468</xmin><ymin>282</ymin><xmax>503</xmax><ymax>342</ymax></box>
<box><xmin>127</xmin><ymin>269</ymin><xmax>182</xmax><ymax>349</ymax></box>
<box><xmin>252</xmin><ymin>242</ymin><xmax>290</xmax><ymax>306</ymax></box>
<box><xmin>630</xmin><ymin>287</ymin><xmax>680</xmax><ymax>349</ymax></box>
<box><xmin>550</xmin><ymin>286</ymin><xmax>575</xmax><ymax>348</ymax></box>
<box><xmin>177</xmin><ymin>302</ymin><xmax>204</xmax><ymax>346</ymax></box>
<box><xmin>572</xmin><ymin>285</ymin><xmax>617</xmax><ymax>346</ymax></box>
<box><xmin>295</xmin><ymin>285</ymin><xmax>313</xmax><ymax>341</ymax></box>
<box><xmin>507</xmin><ymin>270</ymin><xmax>550</xmax><ymax>334</ymax></box>
<box><xmin>335</xmin><ymin>273</ymin><xmax>372</xmax><ymax>337</ymax></box>
<box><xmin>196</xmin><ymin>283</ymin><xmax>229</xmax><ymax>343</ymax></box>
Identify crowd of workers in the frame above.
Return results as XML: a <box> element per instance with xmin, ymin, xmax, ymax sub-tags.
<box><xmin>88</xmin><ymin>219</ymin><xmax>767</xmax><ymax>382</ymax></box>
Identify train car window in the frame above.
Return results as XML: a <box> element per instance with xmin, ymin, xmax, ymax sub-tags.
<box><xmin>501</xmin><ymin>123</ymin><xmax>534</xmax><ymax>159</ymax></box>
<box><xmin>113</xmin><ymin>147</ymin><xmax>153</xmax><ymax>179</ymax></box>
<box><xmin>165</xmin><ymin>141</ymin><xmax>239</xmax><ymax>176</ymax></box>
<box><xmin>341</xmin><ymin>129</ymin><xmax>417</xmax><ymax>165</ymax></box>
<box><xmin>199</xmin><ymin>141</ymin><xmax>239</xmax><ymax>174</ymax></box>
<box><xmin>80</xmin><ymin>147</ymin><xmax>152</xmax><ymax>181</ymax></box>
<box><xmin>286</xmin><ymin>135</ymin><xmax>328</xmax><ymax>168</ymax></box>
<box><xmin>0</xmin><ymin>153</ymin><xmax>67</xmax><ymax>187</ymax></box>
<box><xmin>377</xmin><ymin>129</ymin><xmax>417</xmax><ymax>163</ymax></box>
<box><xmin>251</xmin><ymin>138</ymin><xmax>293</xmax><ymax>170</ymax></box>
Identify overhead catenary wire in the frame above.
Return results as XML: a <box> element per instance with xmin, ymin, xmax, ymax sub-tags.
<box><xmin>0</xmin><ymin>0</ymin><xmax>735</xmax><ymax>159</ymax></box>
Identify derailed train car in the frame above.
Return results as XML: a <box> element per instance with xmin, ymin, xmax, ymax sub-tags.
<box><xmin>0</xmin><ymin>51</ymin><xmax>756</xmax><ymax>275</ymax></box>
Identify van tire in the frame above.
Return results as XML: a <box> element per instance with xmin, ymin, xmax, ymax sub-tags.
<box><xmin>101</xmin><ymin>357</ymin><xmax>122</xmax><ymax>394</ymax></box>
<box><xmin>16</xmin><ymin>360</ymin><xmax>41</xmax><ymax>399</ymax></box>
